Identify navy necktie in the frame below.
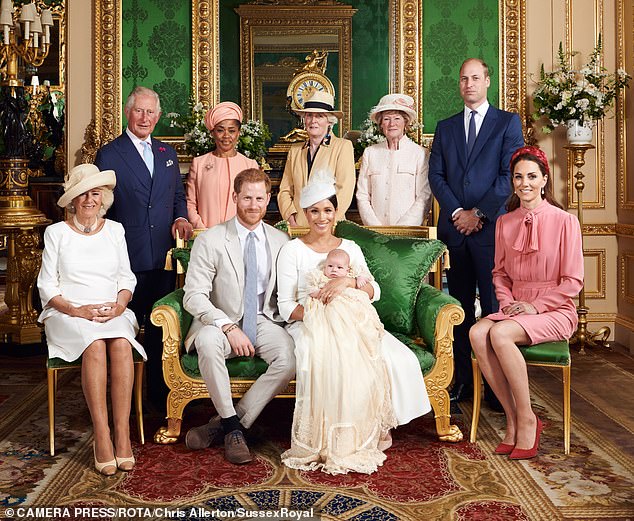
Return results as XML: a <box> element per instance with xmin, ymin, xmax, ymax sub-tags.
<box><xmin>467</xmin><ymin>110</ymin><xmax>477</xmax><ymax>157</ymax></box>
<box><xmin>243</xmin><ymin>231</ymin><xmax>258</xmax><ymax>345</ymax></box>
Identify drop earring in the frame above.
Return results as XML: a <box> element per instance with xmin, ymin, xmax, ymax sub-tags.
<box><xmin>541</xmin><ymin>187</ymin><xmax>545</xmax><ymax>195</ymax></box>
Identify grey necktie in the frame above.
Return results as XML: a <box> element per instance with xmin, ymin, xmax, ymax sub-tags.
<box><xmin>243</xmin><ymin>231</ymin><xmax>258</xmax><ymax>345</ymax></box>
<box><xmin>142</xmin><ymin>141</ymin><xmax>154</xmax><ymax>176</ymax></box>
<box><xmin>467</xmin><ymin>110</ymin><xmax>477</xmax><ymax>157</ymax></box>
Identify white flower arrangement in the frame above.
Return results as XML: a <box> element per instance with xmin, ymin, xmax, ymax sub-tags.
<box><xmin>166</xmin><ymin>99</ymin><xmax>271</xmax><ymax>164</ymax></box>
<box><xmin>532</xmin><ymin>36</ymin><xmax>631</xmax><ymax>133</ymax></box>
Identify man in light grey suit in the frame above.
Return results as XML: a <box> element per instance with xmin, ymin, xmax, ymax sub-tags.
<box><xmin>183</xmin><ymin>168</ymin><xmax>295</xmax><ymax>464</ymax></box>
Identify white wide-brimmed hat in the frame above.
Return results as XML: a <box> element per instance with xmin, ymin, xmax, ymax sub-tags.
<box><xmin>370</xmin><ymin>93</ymin><xmax>417</xmax><ymax>125</ymax></box>
<box><xmin>293</xmin><ymin>91</ymin><xmax>343</xmax><ymax>120</ymax></box>
<box><xmin>57</xmin><ymin>164</ymin><xmax>116</xmax><ymax>208</ymax></box>
<box><xmin>299</xmin><ymin>170</ymin><xmax>337</xmax><ymax>209</ymax></box>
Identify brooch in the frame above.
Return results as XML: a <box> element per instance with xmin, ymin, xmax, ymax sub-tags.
<box><xmin>159</xmin><ymin>146</ymin><xmax>166</xmax><ymax>153</ymax></box>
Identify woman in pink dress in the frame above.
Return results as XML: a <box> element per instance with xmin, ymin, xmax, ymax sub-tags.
<box><xmin>469</xmin><ymin>146</ymin><xmax>583</xmax><ymax>460</ymax></box>
<box><xmin>186</xmin><ymin>102</ymin><xmax>259</xmax><ymax>229</ymax></box>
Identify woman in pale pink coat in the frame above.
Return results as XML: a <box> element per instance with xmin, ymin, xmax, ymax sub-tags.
<box><xmin>469</xmin><ymin>146</ymin><xmax>583</xmax><ymax>460</ymax></box>
<box><xmin>186</xmin><ymin>102</ymin><xmax>259</xmax><ymax>229</ymax></box>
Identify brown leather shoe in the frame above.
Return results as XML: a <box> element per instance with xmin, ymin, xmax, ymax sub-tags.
<box><xmin>185</xmin><ymin>416</ymin><xmax>223</xmax><ymax>450</ymax></box>
<box><xmin>224</xmin><ymin>430</ymin><xmax>252</xmax><ymax>464</ymax></box>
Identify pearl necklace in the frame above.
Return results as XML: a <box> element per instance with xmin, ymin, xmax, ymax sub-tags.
<box><xmin>73</xmin><ymin>215</ymin><xmax>99</xmax><ymax>234</ymax></box>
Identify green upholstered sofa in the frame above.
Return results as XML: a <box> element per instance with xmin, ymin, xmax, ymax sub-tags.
<box><xmin>150</xmin><ymin>223</ymin><xmax>465</xmax><ymax>444</ymax></box>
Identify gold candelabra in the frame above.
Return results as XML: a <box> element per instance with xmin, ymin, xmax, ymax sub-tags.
<box><xmin>0</xmin><ymin>0</ymin><xmax>53</xmax><ymax>344</ymax></box>
<box><xmin>564</xmin><ymin>143</ymin><xmax>610</xmax><ymax>354</ymax></box>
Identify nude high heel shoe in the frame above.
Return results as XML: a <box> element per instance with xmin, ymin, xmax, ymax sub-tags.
<box><xmin>93</xmin><ymin>442</ymin><xmax>117</xmax><ymax>476</ymax></box>
<box><xmin>115</xmin><ymin>451</ymin><xmax>136</xmax><ymax>471</ymax></box>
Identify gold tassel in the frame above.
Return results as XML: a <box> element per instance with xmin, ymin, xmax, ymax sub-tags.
<box><xmin>164</xmin><ymin>249</ymin><xmax>173</xmax><ymax>271</ymax></box>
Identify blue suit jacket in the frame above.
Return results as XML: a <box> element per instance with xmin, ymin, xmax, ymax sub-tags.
<box><xmin>95</xmin><ymin>132</ymin><xmax>187</xmax><ymax>273</ymax></box>
<box><xmin>428</xmin><ymin>105</ymin><xmax>524</xmax><ymax>248</ymax></box>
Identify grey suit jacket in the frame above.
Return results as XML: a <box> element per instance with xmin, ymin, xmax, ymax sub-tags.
<box><xmin>183</xmin><ymin>217</ymin><xmax>289</xmax><ymax>351</ymax></box>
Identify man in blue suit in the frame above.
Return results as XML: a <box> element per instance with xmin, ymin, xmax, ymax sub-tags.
<box><xmin>95</xmin><ymin>86</ymin><xmax>193</xmax><ymax>405</ymax></box>
<box><xmin>429</xmin><ymin>58</ymin><xmax>524</xmax><ymax>407</ymax></box>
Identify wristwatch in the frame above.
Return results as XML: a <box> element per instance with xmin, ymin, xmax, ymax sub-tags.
<box><xmin>473</xmin><ymin>208</ymin><xmax>486</xmax><ymax>221</ymax></box>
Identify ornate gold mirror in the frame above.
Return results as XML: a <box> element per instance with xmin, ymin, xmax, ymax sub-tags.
<box><xmin>236</xmin><ymin>1</ymin><xmax>356</xmax><ymax>142</ymax></box>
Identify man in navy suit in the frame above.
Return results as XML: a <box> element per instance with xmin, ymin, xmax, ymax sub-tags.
<box><xmin>429</xmin><ymin>59</ymin><xmax>524</xmax><ymax>406</ymax></box>
<box><xmin>95</xmin><ymin>86</ymin><xmax>193</xmax><ymax>405</ymax></box>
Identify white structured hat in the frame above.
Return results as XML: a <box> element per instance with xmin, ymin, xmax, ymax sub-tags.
<box><xmin>299</xmin><ymin>170</ymin><xmax>337</xmax><ymax>209</ymax></box>
<box><xmin>57</xmin><ymin>164</ymin><xmax>116</xmax><ymax>208</ymax></box>
<box><xmin>293</xmin><ymin>91</ymin><xmax>343</xmax><ymax>120</ymax></box>
<box><xmin>369</xmin><ymin>93</ymin><xmax>418</xmax><ymax>125</ymax></box>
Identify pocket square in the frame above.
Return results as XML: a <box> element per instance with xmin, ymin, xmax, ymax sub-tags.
<box><xmin>166</xmin><ymin>159</ymin><xmax>174</xmax><ymax>167</ymax></box>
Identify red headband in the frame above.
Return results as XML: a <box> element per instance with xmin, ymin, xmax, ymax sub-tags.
<box><xmin>510</xmin><ymin>146</ymin><xmax>550</xmax><ymax>176</ymax></box>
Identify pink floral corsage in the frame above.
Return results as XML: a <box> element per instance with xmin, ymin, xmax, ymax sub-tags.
<box><xmin>158</xmin><ymin>146</ymin><xmax>166</xmax><ymax>153</ymax></box>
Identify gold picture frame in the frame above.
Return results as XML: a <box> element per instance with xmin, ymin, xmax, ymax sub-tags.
<box><xmin>90</xmin><ymin>0</ymin><xmax>526</xmax><ymax>158</ymax></box>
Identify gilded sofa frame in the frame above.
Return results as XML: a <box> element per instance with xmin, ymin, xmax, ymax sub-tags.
<box><xmin>150</xmin><ymin>225</ymin><xmax>465</xmax><ymax>444</ymax></box>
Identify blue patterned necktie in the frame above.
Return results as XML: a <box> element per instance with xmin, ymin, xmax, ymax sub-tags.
<box><xmin>142</xmin><ymin>141</ymin><xmax>154</xmax><ymax>176</ymax></box>
<box><xmin>243</xmin><ymin>231</ymin><xmax>258</xmax><ymax>345</ymax></box>
<box><xmin>467</xmin><ymin>110</ymin><xmax>477</xmax><ymax>157</ymax></box>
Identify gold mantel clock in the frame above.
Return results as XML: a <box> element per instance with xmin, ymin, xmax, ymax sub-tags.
<box><xmin>287</xmin><ymin>71</ymin><xmax>335</xmax><ymax>111</ymax></box>
<box><xmin>287</xmin><ymin>50</ymin><xmax>334</xmax><ymax>111</ymax></box>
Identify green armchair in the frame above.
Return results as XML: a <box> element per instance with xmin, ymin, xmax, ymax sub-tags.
<box><xmin>150</xmin><ymin>224</ymin><xmax>465</xmax><ymax>444</ymax></box>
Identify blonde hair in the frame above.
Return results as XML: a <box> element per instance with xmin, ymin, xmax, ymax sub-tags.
<box><xmin>66</xmin><ymin>187</ymin><xmax>114</xmax><ymax>218</ymax></box>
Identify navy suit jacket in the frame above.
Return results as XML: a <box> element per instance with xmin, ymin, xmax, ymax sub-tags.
<box><xmin>95</xmin><ymin>132</ymin><xmax>188</xmax><ymax>273</ymax></box>
<box><xmin>428</xmin><ymin>105</ymin><xmax>524</xmax><ymax>248</ymax></box>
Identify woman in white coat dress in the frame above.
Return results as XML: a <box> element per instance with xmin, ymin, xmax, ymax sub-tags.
<box><xmin>38</xmin><ymin>164</ymin><xmax>146</xmax><ymax>476</ymax></box>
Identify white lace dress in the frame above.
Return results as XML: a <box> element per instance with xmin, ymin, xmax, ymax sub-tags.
<box><xmin>277</xmin><ymin>238</ymin><xmax>431</xmax><ymax>474</ymax></box>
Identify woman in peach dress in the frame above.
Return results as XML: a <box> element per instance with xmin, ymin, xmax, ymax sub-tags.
<box><xmin>186</xmin><ymin>102</ymin><xmax>259</xmax><ymax>229</ymax></box>
<box><xmin>469</xmin><ymin>146</ymin><xmax>583</xmax><ymax>460</ymax></box>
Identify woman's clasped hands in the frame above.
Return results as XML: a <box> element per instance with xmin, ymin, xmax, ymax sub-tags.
<box><xmin>503</xmin><ymin>301</ymin><xmax>538</xmax><ymax>316</ymax></box>
<box><xmin>73</xmin><ymin>302</ymin><xmax>126</xmax><ymax>322</ymax></box>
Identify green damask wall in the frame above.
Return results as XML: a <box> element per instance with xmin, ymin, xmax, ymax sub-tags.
<box><xmin>121</xmin><ymin>0</ymin><xmax>499</xmax><ymax>136</ymax></box>
<box><xmin>121</xmin><ymin>0</ymin><xmax>191</xmax><ymax>136</ymax></box>
<box><xmin>422</xmin><ymin>0</ymin><xmax>499</xmax><ymax>133</ymax></box>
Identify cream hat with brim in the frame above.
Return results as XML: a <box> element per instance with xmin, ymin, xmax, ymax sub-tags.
<box><xmin>293</xmin><ymin>91</ymin><xmax>344</xmax><ymax>120</ymax></box>
<box><xmin>370</xmin><ymin>93</ymin><xmax>418</xmax><ymax>125</ymax></box>
<box><xmin>57</xmin><ymin>164</ymin><xmax>116</xmax><ymax>208</ymax></box>
<box><xmin>299</xmin><ymin>170</ymin><xmax>337</xmax><ymax>209</ymax></box>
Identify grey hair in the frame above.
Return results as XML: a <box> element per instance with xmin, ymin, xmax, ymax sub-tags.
<box><xmin>302</xmin><ymin>113</ymin><xmax>339</xmax><ymax>128</ymax></box>
<box><xmin>66</xmin><ymin>187</ymin><xmax>114</xmax><ymax>218</ymax></box>
<box><xmin>124</xmin><ymin>86</ymin><xmax>161</xmax><ymax>113</ymax></box>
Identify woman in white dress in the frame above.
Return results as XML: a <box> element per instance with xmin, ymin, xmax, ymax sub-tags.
<box><xmin>277</xmin><ymin>174</ymin><xmax>431</xmax><ymax>474</ymax></box>
<box><xmin>356</xmin><ymin>94</ymin><xmax>432</xmax><ymax>226</ymax></box>
<box><xmin>37</xmin><ymin>164</ymin><xmax>146</xmax><ymax>476</ymax></box>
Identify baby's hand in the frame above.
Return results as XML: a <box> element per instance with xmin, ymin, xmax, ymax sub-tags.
<box><xmin>356</xmin><ymin>276</ymin><xmax>370</xmax><ymax>288</ymax></box>
<box><xmin>309</xmin><ymin>290</ymin><xmax>320</xmax><ymax>298</ymax></box>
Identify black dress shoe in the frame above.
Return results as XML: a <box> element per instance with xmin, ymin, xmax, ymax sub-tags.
<box><xmin>449</xmin><ymin>383</ymin><xmax>473</xmax><ymax>402</ymax></box>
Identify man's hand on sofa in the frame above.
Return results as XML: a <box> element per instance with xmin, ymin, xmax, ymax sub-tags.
<box><xmin>223</xmin><ymin>324</ymin><xmax>255</xmax><ymax>357</ymax></box>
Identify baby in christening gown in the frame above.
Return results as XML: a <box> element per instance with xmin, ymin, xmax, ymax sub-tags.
<box><xmin>281</xmin><ymin>248</ymin><xmax>396</xmax><ymax>475</ymax></box>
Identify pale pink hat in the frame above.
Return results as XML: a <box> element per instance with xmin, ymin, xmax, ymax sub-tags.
<box><xmin>204</xmin><ymin>101</ymin><xmax>243</xmax><ymax>131</ymax></box>
<box><xmin>370</xmin><ymin>94</ymin><xmax>418</xmax><ymax>125</ymax></box>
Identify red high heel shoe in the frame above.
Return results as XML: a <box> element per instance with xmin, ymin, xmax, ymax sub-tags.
<box><xmin>509</xmin><ymin>416</ymin><xmax>543</xmax><ymax>460</ymax></box>
<box><xmin>494</xmin><ymin>442</ymin><xmax>515</xmax><ymax>455</ymax></box>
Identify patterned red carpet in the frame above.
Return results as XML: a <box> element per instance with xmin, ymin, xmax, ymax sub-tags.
<box><xmin>1</xmin><ymin>349</ymin><xmax>633</xmax><ymax>521</ymax></box>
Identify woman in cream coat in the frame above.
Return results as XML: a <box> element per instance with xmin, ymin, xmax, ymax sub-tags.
<box><xmin>356</xmin><ymin>94</ymin><xmax>432</xmax><ymax>226</ymax></box>
<box><xmin>278</xmin><ymin>91</ymin><xmax>355</xmax><ymax>227</ymax></box>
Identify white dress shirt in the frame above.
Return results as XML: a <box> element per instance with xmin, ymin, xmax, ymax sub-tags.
<box><xmin>125</xmin><ymin>127</ymin><xmax>152</xmax><ymax>162</ymax></box>
<box><xmin>463</xmin><ymin>100</ymin><xmax>489</xmax><ymax>144</ymax></box>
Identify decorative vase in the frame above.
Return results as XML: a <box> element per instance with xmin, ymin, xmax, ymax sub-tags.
<box><xmin>566</xmin><ymin>119</ymin><xmax>594</xmax><ymax>144</ymax></box>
